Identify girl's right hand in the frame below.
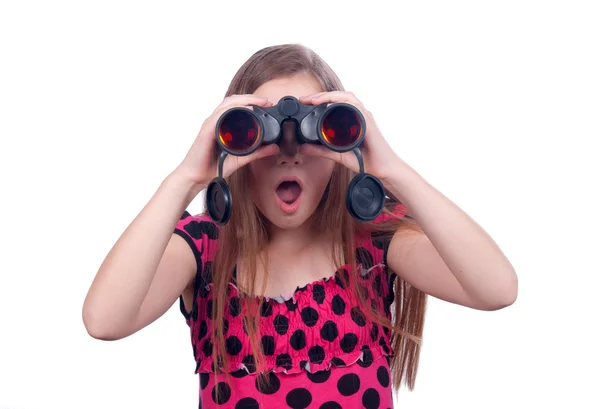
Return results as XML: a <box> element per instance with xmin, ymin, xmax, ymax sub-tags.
<box><xmin>174</xmin><ymin>94</ymin><xmax>281</xmax><ymax>187</ymax></box>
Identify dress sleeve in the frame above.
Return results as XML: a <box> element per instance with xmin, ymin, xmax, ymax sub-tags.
<box><xmin>173</xmin><ymin>211</ymin><xmax>220</xmax><ymax>319</ymax></box>
<box><xmin>370</xmin><ymin>202</ymin><xmax>409</xmax><ymax>266</ymax></box>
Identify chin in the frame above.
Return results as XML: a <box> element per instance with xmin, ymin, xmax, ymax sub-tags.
<box><xmin>262</xmin><ymin>207</ymin><xmax>314</xmax><ymax>230</ymax></box>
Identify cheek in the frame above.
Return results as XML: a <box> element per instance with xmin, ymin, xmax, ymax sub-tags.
<box><xmin>309</xmin><ymin>159</ymin><xmax>335</xmax><ymax>191</ymax></box>
<box><xmin>248</xmin><ymin>162</ymin><xmax>269</xmax><ymax>203</ymax></box>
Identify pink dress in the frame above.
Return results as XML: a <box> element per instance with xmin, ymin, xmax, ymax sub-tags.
<box><xmin>174</xmin><ymin>206</ymin><xmax>406</xmax><ymax>409</ymax></box>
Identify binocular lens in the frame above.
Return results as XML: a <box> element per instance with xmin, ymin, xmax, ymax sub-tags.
<box><xmin>218</xmin><ymin>110</ymin><xmax>261</xmax><ymax>152</ymax></box>
<box><xmin>321</xmin><ymin>106</ymin><xmax>363</xmax><ymax>148</ymax></box>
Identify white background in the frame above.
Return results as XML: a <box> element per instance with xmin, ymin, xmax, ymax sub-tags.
<box><xmin>1</xmin><ymin>1</ymin><xmax>599</xmax><ymax>408</ymax></box>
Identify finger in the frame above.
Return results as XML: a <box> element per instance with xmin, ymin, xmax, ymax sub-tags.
<box><xmin>213</xmin><ymin>94</ymin><xmax>273</xmax><ymax>115</ymax></box>
<box><xmin>222</xmin><ymin>144</ymin><xmax>280</xmax><ymax>177</ymax></box>
<box><xmin>238</xmin><ymin>143</ymin><xmax>280</xmax><ymax>166</ymax></box>
<box><xmin>298</xmin><ymin>143</ymin><xmax>340</xmax><ymax>162</ymax></box>
<box><xmin>299</xmin><ymin>144</ymin><xmax>360</xmax><ymax>173</ymax></box>
<box><xmin>308</xmin><ymin>91</ymin><xmax>361</xmax><ymax>106</ymax></box>
<box><xmin>298</xmin><ymin>91</ymin><xmax>328</xmax><ymax>102</ymax></box>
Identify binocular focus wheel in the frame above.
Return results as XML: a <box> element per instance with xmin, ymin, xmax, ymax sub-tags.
<box><xmin>206</xmin><ymin>177</ymin><xmax>232</xmax><ymax>225</ymax></box>
<box><xmin>346</xmin><ymin>174</ymin><xmax>385</xmax><ymax>222</ymax></box>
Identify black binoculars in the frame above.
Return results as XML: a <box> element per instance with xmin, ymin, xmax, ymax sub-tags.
<box><xmin>206</xmin><ymin>95</ymin><xmax>385</xmax><ymax>225</ymax></box>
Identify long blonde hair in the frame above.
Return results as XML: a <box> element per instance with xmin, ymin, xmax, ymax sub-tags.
<box><xmin>207</xmin><ymin>44</ymin><xmax>427</xmax><ymax>394</ymax></box>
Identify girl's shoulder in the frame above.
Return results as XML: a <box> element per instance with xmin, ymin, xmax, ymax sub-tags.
<box><xmin>173</xmin><ymin>202</ymin><xmax>409</xmax><ymax>268</ymax></box>
<box><xmin>354</xmin><ymin>202</ymin><xmax>410</xmax><ymax>265</ymax></box>
<box><xmin>174</xmin><ymin>211</ymin><xmax>220</xmax><ymax>271</ymax></box>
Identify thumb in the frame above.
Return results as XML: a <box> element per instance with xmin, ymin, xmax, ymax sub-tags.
<box><xmin>236</xmin><ymin>143</ymin><xmax>280</xmax><ymax>168</ymax></box>
<box><xmin>299</xmin><ymin>143</ymin><xmax>338</xmax><ymax>161</ymax></box>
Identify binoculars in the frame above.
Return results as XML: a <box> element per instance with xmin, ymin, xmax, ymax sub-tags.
<box><xmin>206</xmin><ymin>95</ymin><xmax>385</xmax><ymax>225</ymax></box>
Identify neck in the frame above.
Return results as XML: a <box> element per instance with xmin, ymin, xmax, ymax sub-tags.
<box><xmin>267</xmin><ymin>221</ymin><xmax>318</xmax><ymax>254</ymax></box>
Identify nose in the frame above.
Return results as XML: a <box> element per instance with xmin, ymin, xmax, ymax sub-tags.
<box><xmin>277</xmin><ymin>121</ymin><xmax>302</xmax><ymax>165</ymax></box>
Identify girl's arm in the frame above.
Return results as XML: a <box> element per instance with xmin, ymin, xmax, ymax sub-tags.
<box><xmin>82</xmin><ymin>171</ymin><xmax>204</xmax><ymax>340</ymax></box>
<box><xmin>384</xmin><ymin>160</ymin><xmax>518</xmax><ymax>311</ymax></box>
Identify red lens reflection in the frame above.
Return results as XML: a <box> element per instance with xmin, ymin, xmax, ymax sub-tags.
<box><xmin>321</xmin><ymin>106</ymin><xmax>362</xmax><ymax>147</ymax></box>
<box><xmin>218</xmin><ymin>110</ymin><xmax>261</xmax><ymax>152</ymax></box>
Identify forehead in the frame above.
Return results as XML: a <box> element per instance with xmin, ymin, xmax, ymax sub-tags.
<box><xmin>253</xmin><ymin>73</ymin><xmax>323</xmax><ymax>104</ymax></box>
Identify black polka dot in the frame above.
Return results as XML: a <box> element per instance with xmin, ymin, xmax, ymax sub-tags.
<box><xmin>211</xmin><ymin>382</ymin><xmax>231</xmax><ymax>404</ymax></box>
<box><xmin>255</xmin><ymin>372</ymin><xmax>280</xmax><ymax>395</ymax></box>
<box><xmin>373</xmin><ymin>274</ymin><xmax>383</xmax><ymax>297</ymax></box>
<box><xmin>206</xmin><ymin>300</ymin><xmax>213</xmax><ymax>319</ymax></box>
<box><xmin>198</xmin><ymin>320</ymin><xmax>208</xmax><ymax>340</ymax></box>
<box><xmin>200</xmin><ymin>220</ymin><xmax>220</xmax><ymax>239</ymax></box>
<box><xmin>290</xmin><ymin>329</ymin><xmax>306</xmax><ymax>350</ymax></box>
<box><xmin>307</xmin><ymin>369</ymin><xmax>331</xmax><ymax>383</ymax></box>
<box><xmin>356</xmin><ymin>247</ymin><xmax>374</xmax><ymax>269</ymax></box>
<box><xmin>261</xmin><ymin>335</ymin><xmax>275</xmax><ymax>356</ymax></box>
<box><xmin>320</xmin><ymin>320</ymin><xmax>339</xmax><ymax>342</ymax></box>
<box><xmin>357</xmin><ymin>347</ymin><xmax>373</xmax><ymax>368</ymax></box>
<box><xmin>183</xmin><ymin>220</ymin><xmax>219</xmax><ymax>240</ymax></box>
<box><xmin>200</xmin><ymin>373</ymin><xmax>209</xmax><ymax>390</ymax></box>
<box><xmin>301</xmin><ymin>307</ymin><xmax>319</xmax><ymax>327</ymax></box>
<box><xmin>198</xmin><ymin>281</ymin><xmax>209</xmax><ymax>299</ymax></box>
<box><xmin>370</xmin><ymin>324</ymin><xmax>379</xmax><ymax>342</ymax></box>
<box><xmin>285</xmin><ymin>298</ymin><xmax>298</xmax><ymax>312</ymax></box>
<box><xmin>319</xmin><ymin>402</ymin><xmax>342</xmax><ymax>409</ymax></box>
<box><xmin>383</xmin><ymin>298</ymin><xmax>392</xmax><ymax>315</ymax></box>
<box><xmin>351</xmin><ymin>307</ymin><xmax>367</xmax><ymax>327</ymax></box>
<box><xmin>362</xmin><ymin>388</ymin><xmax>380</xmax><ymax>409</ymax></box>
<box><xmin>371</xmin><ymin>230</ymin><xmax>389</xmax><ymax>250</ymax></box>
<box><xmin>242</xmin><ymin>355</ymin><xmax>256</xmax><ymax>373</ymax></box>
<box><xmin>331</xmin><ymin>295</ymin><xmax>345</xmax><ymax>315</ymax></box>
<box><xmin>313</xmin><ymin>284</ymin><xmax>326</xmax><ymax>304</ymax></box>
<box><xmin>370</xmin><ymin>299</ymin><xmax>378</xmax><ymax>311</ymax></box>
<box><xmin>203</xmin><ymin>261</ymin><xmax>213</xmax><ymax>285</ymax></box>
<box><xmin>286</xmin><ymin>388</ymin><xmax>312</xmax><ymax>409</ymax></box>
<box><xmin>212</xmin><ymin>356</ymin><xmax>223</xmax><ymax>373</ymax></box>
<box><xmin>235</xmin><ymin>397</ymin><xmax>259</xmax><ymax>409</ymax></box>
<box><xmin>191</xmin><ymin>301</ymin><xmax>199</xmax><ymax>320</ymax></box>
<box><xmin>308</xmin><ymin>345</ymin><xmax>325</xmax><ymax>364</ymax></box>
<box><xmin>380</xmin><ymin>336</ymin><xmax>390</xmax><ymax>354</ymax></box>
<box><xmin>337</xmin><ymin>373</ymin><xmax>361</xmax><ymax>396</ymax></box>
<box><xmin>331</xmin><ymin>357</ymin><xmax>346</xmax><ymax>366</ymax></box>
<box><xmin>335</xmin><ymin>268</ymin><xmax>350</xmax><ymax>289</ymax></box>
<box><xmin>231</xmin><ymin>369</ymin><xmax>248</xmax><ymax>378</ymax></box>
<box><xmin>225</xmin><ymin>336</ymin><xmax>242</xmax><ymax>356</ymax></box>
<box><xmin>229</xmin><ymin>297</ymin><xmax>241</xmax><ymax>317</ymax></box>
<box><xmin>377</xmin><ymin>365</ymin><xmax>390</xmax><ymax>387</ymax></box>
<box><xmin>274</xmin><ymin>314</ymin><xmax>289</xmax><ymax>335</ymax></box>
<box><xmin>202</xmin><ymin>339</ymin><xmax>213</xmax><ymax>357</ymax></box>
<box><xmin>276</xmin><ymin>353</ymin><xmax>293</xmax><ymax>370</ymax></box>
<box><xmin>299</xmin><ymin>360</ymin><xmax>308</xmax><ymax>370</ymax></box>
<box><xmin>340</xmin><ymin>333</ymin><xmax>358</xmax><ymax>353</ymax></box>
<box><xmin>260</xmin><ymin>302</ymin><xmax>273</xmax><ymax>317</ymax></box>
<box><xmin>222</xmin><ymin>319</ymin><xmax>229</xmax><ymax>335</ymax></box>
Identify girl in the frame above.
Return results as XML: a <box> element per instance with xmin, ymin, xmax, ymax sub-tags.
<box><xmin>83</xmin><ymin>44</ymin><xmax>518</xmax><ymax>409</ymax></box>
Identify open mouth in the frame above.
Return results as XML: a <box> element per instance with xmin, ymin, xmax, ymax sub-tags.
<box><xmin>276</xmin><ymin>180</ymin><xmax>302</xmax><ymax>205</ymax></box>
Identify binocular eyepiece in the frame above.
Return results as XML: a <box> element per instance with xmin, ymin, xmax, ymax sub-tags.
<box><xmin>206</xmin><ymin>96</ymin><xmax>385</xmax><ymax>225</ymax></box>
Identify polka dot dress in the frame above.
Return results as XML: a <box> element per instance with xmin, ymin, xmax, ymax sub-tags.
<box><xmin>174</xmin><ymin>206</ymin><xmax>406</xmax><ymax>409</ymax></box>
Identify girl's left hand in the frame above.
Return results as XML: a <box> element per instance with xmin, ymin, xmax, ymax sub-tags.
<box><xmin>298</xmin><ymin>91</ymin><xmax>401</xmax><ymax>184</ymax></box>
